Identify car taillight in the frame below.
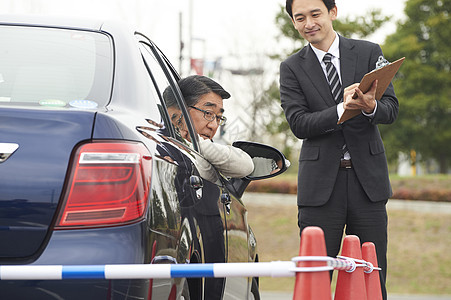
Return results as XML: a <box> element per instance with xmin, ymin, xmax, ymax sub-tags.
<box><xmin>55</xmin><ymin>141</ymin><xmax>152</xmax><ymax>229</ymax></box>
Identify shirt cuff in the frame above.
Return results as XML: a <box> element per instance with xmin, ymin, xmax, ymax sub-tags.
<box><xmin>337</xmin><ymin>102</ymin><xmax>345</xmax><ymax>121</ymax></box>
<box><xmin>362</xmin><ymin>100</ymin><xmax>377</xmax><ymax>118</ymax></box>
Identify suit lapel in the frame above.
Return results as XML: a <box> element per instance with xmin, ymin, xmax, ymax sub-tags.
<box><xmin>299</xmin><ymin>45</ymin><xmax>336</xmax><ymax>107</ymax></box>
<box><xmin>339</xmin><ymin>36</ymin><xmax>357</xmax><ymax>89</ymax></box>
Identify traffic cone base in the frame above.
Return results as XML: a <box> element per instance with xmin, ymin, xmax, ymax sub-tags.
<box><xmin>293</xmin><ymin>226</ymin><xmax>332</xmax><ymax>300</ymax></box>
<box><xmin>334</xmin><ymin>235</ymin><xmax>367</xmax><ymax>300</ymax></box>
<box><xmin>362</xmin><ymin>242</ymin><xmax>382</xmax><ymax>300</ymax></box>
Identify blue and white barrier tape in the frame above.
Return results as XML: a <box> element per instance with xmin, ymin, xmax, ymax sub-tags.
<box><xmin>0</xmin><ymin>257</ymin><xmax>380</xmax><ymax>280</ymax></box>
<box><xmin>0</xmin><ymin>261</ymin><xmax>295</xmax><ymax>280</ymax></box>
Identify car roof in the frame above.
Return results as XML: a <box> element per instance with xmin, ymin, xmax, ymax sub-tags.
<box><xmin>0</xmin><ymin>14</ymin><xmax>107</xmax><ymax>31</ymax></box>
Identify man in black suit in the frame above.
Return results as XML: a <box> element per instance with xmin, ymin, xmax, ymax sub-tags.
<box><xmin>280</xmin><ymin>0</ymin><xmax>398</xmax><ymax>298</ymax></box>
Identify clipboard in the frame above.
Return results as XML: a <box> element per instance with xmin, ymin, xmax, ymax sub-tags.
<box><xmin>338</xmin><ymin>57</ymin><xmax>405</xmax><ymax>124</ymax></box>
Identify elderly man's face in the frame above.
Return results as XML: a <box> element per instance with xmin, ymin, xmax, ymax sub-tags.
<box><xmin>188</xmin><ymin>92</ymin><xmax>224</xmax><ymax>140</ymax></box>
<box><xmin>168</xmin><ymin>92</ymin><xmax>225</xmax><ymax>142</ymax></box>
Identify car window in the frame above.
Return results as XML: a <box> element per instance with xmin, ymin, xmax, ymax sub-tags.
<box><xmin>138</xmin><ymin>42</ymin><xmax>197</xmax><ymax>147</ymax></box>
<box><xmin>0</xmin><ymin>25</ymin><xmax>113</xmax><ymax>108</ymax></box>
<box><xmin>138</xmin><ymin>39</ymin><xmax>227</xmax><ymax>185</ymax></box>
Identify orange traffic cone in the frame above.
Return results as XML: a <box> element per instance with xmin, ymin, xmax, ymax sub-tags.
<box><xmin>293</xmin><ymin>226</ymin><xmax>332</xmax><ymax>300</ymax></box>
<box><xmin>334</xmin><ymin>235</ymin><xmax>367</xmax><ymax>300</ymax></box>
<box><xmin>362</xmin><ymin>242</ymin><xmax>382</xmax><ymax>300</ymax></box>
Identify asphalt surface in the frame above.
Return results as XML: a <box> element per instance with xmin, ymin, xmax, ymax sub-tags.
<box><xmin>242</xmin><ymin>192</ymin><xmax>451</xmax><ymax>300</ymax></box>
<box><xmin>242</xmin><ymin>192</ymin><xmax>451</xmax><ymax>214</ymax></box>
<box><xmin>260</xmin><ymin>291</ymin><xmax>451</xmax><ymax>300</ymax></box>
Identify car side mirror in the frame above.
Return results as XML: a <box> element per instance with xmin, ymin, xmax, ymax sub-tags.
<box><xmin>229</xmin><ymin>141</ymin><xmax>290</xmax><ymax>198</ymax></box>
<box><xmin>232</xmin><ymin>141</ymin><xmax>290</xmax><ymax>180</ymax></box>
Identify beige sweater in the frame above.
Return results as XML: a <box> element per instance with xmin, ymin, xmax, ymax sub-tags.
<box><xmin>196</xmin><ymin>137</ymin><xmax>254</xmax><ymax>182</ymax></box>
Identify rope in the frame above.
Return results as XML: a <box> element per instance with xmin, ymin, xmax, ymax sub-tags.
<box><xmin>0</xmin><ymin>256</ymin><xmax>381</xmax><ymax>280</ymax></box>
<box><xmin>291</xmin><ymin>256</ymin><xmax>381</xmax><ymax>273</ymax></box>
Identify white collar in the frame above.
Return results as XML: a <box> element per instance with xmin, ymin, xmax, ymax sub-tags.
<box><xmin>310</xmin><ymin>32</ymin><xmax>340</xmax><ymax>62</ymax></box>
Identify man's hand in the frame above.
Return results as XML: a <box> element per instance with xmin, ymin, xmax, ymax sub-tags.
<box><xmin>343</xmin><ymin>80</ymin><xmax>378</xmax><ymax>114</ymax></box>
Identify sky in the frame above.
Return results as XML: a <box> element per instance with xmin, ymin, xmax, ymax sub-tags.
<box><xmin>1</xmin><ymin>0</ymin><xmax>407</xmax><ymax>72</ymax></box>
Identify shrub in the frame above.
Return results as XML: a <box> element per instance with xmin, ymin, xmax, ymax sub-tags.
<box><xmin>248</xmin><ymin>176</ymin><xmax>451</xmax><ymax>202</ymax></box>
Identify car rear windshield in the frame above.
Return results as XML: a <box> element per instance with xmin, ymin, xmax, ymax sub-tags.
<box><xmin>0</xmin><ymin>25</ymin><xmax>113</xmax><ymax>108</ymax></box>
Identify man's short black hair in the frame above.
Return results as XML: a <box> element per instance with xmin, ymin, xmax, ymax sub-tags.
<box><xmin>163</xmin><ymin>75</ymin><xmax>230</xmax><ymax>108</ymax></box>
<box><xmin>285</xmin><ymin>0</ymin><xmax>336</xmax><ymax>19</ymax></box>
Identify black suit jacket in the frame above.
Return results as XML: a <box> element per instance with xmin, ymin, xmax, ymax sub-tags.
<box><xmin>280</xmin><ymin>35</ymin><xmax>398</xmax><ymax>206</ymax></box>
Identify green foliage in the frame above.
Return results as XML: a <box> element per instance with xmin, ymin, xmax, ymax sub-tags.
<box><xmin>381</xmin><ymin>0</ymin><xmax>451</xmax><ymax>173</ymax></box>
<box><xmin>334</xmin><ymin>9</ymin><xmax>391</xmax><ymax>39</ymax></box>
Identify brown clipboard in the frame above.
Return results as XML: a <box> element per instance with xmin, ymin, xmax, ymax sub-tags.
<box><xmin>338</xmin><ymin>57</ymin><xmax>405</xmax><ymax>124</ymax></box>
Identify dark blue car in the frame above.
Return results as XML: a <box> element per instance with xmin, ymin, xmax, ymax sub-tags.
<box><xmin>0</xmin><ymin>15</ymin><xmax>288</xmax><ymax>299</ymax></box>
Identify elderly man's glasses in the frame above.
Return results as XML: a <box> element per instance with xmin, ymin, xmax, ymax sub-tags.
<box><xmin>189</xmin><ymin>106</ymin><xmax>227</xmax><ymax>126</ymax></box>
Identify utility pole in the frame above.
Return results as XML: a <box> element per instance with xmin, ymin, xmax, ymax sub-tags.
<box><xmin>188</xmin><ymin>0</ymin><xmax>193</xmax><ymax>74</ymax></box>
<box><xmin>179</xmin><ymin>12</ymin><xmax>183</xmax><ymax>75</ymax></box>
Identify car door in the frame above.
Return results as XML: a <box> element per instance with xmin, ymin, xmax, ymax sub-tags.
<box><xmin>137</xmin><ymin>37</ymin><xmax>235</xmax><ymax>299</ymax></box>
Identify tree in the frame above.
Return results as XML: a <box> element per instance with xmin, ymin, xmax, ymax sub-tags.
<box><xmin>380</xmin><ymin>0</ymin><xmax>451</xmax><ymax>173</ymax></box>
<box><xmin>266</xmin><ymin>5</ymin><xmax>390</xmax><ymax>161</ymax></box>
<box><xmin>265</xmin><ymin>81</ymin><xmax>297</xmax><ymax>159</ymax></box>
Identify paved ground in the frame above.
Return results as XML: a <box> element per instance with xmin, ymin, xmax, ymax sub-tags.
<box><xmin>242</xmin><ymin>192</ymin><xmax>451</xmax><ymax>214</ymax></box>
<box><xmin>243</xmin><ymin>193</ymin><xmax>451</xmax><ymax>300</ymax></box>
<box><xmin>260</xmin><ymin>291</ymin><xmax>451</xmax><ymax>299</ymax></box>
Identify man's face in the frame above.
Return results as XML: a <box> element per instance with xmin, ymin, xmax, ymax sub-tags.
<box><xmin>291</xmin><ymin>0</ymin><xmax>337</xmax><ymax>51</ymax></box>
<box><xmin>189</xmin><ymin>92</ymin><xmax>224</xmax><ymax>140</ymax></box>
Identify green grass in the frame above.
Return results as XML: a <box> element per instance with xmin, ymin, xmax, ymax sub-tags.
<box><xmin>246</xmin><ymin>202</ymin><xmax>451</xmax><ymax>295</ymax></box>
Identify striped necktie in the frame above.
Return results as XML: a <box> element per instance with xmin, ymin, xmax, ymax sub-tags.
<box><xmin>324</xmin><ymin>53</ymin><xmax>349</xmax><ymax>159</ymax></box>
<box><xmin>323</xmin><ymin>53</ymin><xmax>342</xmax><ymax>103</ymax></box>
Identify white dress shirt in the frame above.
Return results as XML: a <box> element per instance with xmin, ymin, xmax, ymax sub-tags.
<box><xmin>310</xmin><ymin>32</ymin><xmax>377</xmax><ymax>123</ymax></box>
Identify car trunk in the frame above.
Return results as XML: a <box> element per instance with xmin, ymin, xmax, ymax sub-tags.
<box><xmin>0</xmin><ymin>107</ymin><xmax>95</xmax><ymax>260</ymax></box>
